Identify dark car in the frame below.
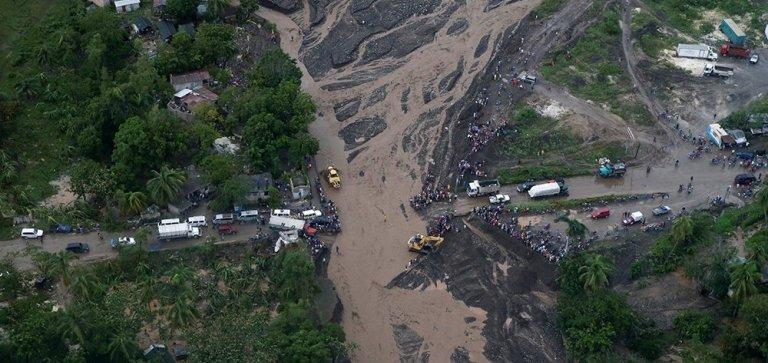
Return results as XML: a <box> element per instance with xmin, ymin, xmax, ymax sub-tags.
<box><xmin>65</xmin><ymin>242</ymin><xmax>90</xmax><ymax>254</ymax></box>
<box><xmin>516</xmin><ymin>181</ymin><xmax>536</xmax><ymax>193</ymax></box>
<box><xmin>217</xmin><ymin>224</ymin><xmax>238</xmax><ymax>235</ymax></box>
<box><xmin>49</xmin><ymin>224</ymin><xmax>73</xmax><ymax>233</ymax></box>
<box><xmin>735</xmin><ymin>152</ymin><xmax>755</xmax><ymax>161</ymax></box>
<box><xmin>735</xmin><ymin>173</ymin><xmax>757</xmax><ymax>186</ymax></box>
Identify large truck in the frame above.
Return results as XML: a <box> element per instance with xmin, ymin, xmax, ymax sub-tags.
<box><xmin>157</xmin><ymin>222</ymin><xmax>201</xmax><ymax>241</ymax></box>
<box><xmin>467</xmin><ymin>179</ymin><xmax>501</xmax><ymax>197</ymax></box>
<box><xmin>676</xmin><ymin>44</ymin><xmax>718</xmax><ymax>60</ymax></box>
<box><xmin>528</xmin><ymin>182</ymin><xmax>569</xmax><ymax>199</ymax></box>
<box><xmin>707</xmin><ymin>124</ymin><xmax>736</xmax><ymax>149</ymax></box>
<box><xmin>720</xmin><ymin>18</ymin><xmax>747</xmax><ymax>46</ymax></box>
<box><xmin>704</xmin><ymin>63</ymin><xmax>734</xmax><ymax>77</ymax></box>
<box><xmin>268</xmin><ymin>215</ymin><xmax>306</xmax><ymax>231</ymax></box>
<box><xmin>720</xmin><ymin>44</ymin><xmax>750</xmax><ymax>59</ymax></box>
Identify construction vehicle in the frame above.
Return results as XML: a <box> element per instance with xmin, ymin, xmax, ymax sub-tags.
<box><xmin>467</xmin><ymin>179</ymin><xmax>501</xmax><ymax>197</ymax></box>
<box><xmin>720</xmin><ymin>44</ymin><xmax>750</xmax><ymax>59</ymax></box>
<box><xmin>407</xmin><ymin>234</ymin><xmax>444</xmax><ymax>254</ymax></box>
<box><xmin>597</xmin><ymin>158</ymin><xmax>626</xmax><ymax>178</ymax></box>
<box><xmin>324</xmin><ymin>166</ymin><xmax>341</xmax><ymax>188</ymax></box>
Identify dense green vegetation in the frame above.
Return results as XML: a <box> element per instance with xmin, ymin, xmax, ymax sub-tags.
<box><xmin>556</xmin><ymin>253</ymin><xmax>665</xmax><ymax>360</ymax></box>
<box><xmin>0</xmin><ymin>243</ymin><xmax>348</xmax><ymax>361</ymax></box>
<box><xmin>0</xmin><ymin>0</ymin><xmax>318</xmax><ymax>236</ymax></box>
<box><xmin>540</xmin><ymin>9</ymin><xmax>655</xmax><ymax>126</ymax></box>
<box><xmin>720</xmin><ymin>95</ymin><xmax>768</xmax><ymax>131</ymax></box>
<box><xmin>497</xmin><ymin>107</ymin><xmax>627</xmax><ymax>183</ymax></box>
<box><xmin>631</xmin><ymin>9</ymin><xmax>680</xmax><ymax>58</ymax></box>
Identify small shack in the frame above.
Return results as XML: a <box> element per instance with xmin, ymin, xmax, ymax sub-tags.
<box><xmin>114</xmin><ymin>0</ymin><xmax>140</xmax><ymax>13</ymax></box>
<box><xmin>156</xmin><ymin>20</ymin><xmax>177</xmax><ymax>42</ymax></box>
<box><xmin>169</xmin><ymin>70</ymin><xmax>211</xmax><ymax>92</ymax></box>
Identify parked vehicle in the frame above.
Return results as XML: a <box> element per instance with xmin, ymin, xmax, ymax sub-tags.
<box><xmin>720</xmin><ymin>43</ymin><xmax>750</xmax><ymax>58</ymax></box>
<box><xmin>651</xmin><ymin>206</ymin><xmax>671</xmax><ymax>216</ymax></box>
<box><xmin>49</xmin><ymin>224</ymin><xmax>73</xmax><ymax>233</ymax></box>
<box><xmin>597</xmin><ymin>158</ymin><xmax>626</xmax><ymax>178</ymax></box>
<box><xmin>707</xmin><ymin>124</ymin><xmax>736</xmax><ymax>148</ymax></box>
<box><xmin>467</xmin><ymin>179</ymin><xmax>501</xmax><ymax>197</ymax></box>
<box><xmin>519</xmin><ymin>71</ymin><xmax>537</xmax><ymax>84</ymax></box>
<box><xmin>591</xmin><ymin>207</ymin><xmax>610</xmax><ymax>219</ymax></box>
<box><xmin>516</xmin><ymin>181</ymin><xmax>536</xmax><ymax>193</ymax></box>
<box><xmin>237</xmin><ymin>210</ymin><xmax>260</xmax><ymax>222</ymax></box>
<box><xmin>186</xmin><ymin>215</ymin><xmax>207</xmax><ymax>228</ymax></box>
<box><xmin>720</xmin><ymin>18</ymin><xmax>747</xmax><ymax>46</ymax></box>
<box><xmin>271</xmin><ymin>209</ymin><xmax>291</xmax><ymax>217</ymax></box>
<box><xmin>157</xmin><ymin>222</ymin><xmax>201</xmax><ymax>241</ymax></box>
<box><xmin>268</xmin><ymin>215</ymin><xmax>305</xmax><ymax>231</ymax></box>
<box><xmin>735</xmin><ymin>152</ymin><xmax>755</xmax><ymax>161</ymax></box>
<box><xmin>750</xmin><ymin>54</ymin><xmax>760</xmax><ymax>64</ymax></box>
<box><xmin>735</xmin><ymin>173</ymin><xmax>757</xmax><ymax>186</ymax></box>
<box><xmin>489</xmin><ymin>194</ymin><xmax>511</xmax><ymax>204</ymax></box>
<box><xmin>727</xmin><ymin>129</ymin><xmax>749</xmax><ymax>147</ymax></box>
<box><xmin>622</xmin><ymin>211</ymin><xmax>644</xmax><ymax>226</ymax></box>
<box><xmin>217</xmin><ymin>224</ymin><xmax>238</xmax><ymax>235</ymax></box>
<box><xmin>300</xmin><ymin>209</ymin><xmax>322</xmax><ymax>219</ymax></box>
<box><xmin>704</xmin><ymin>63</ymin><xmax>734</xmax><ymax>77</ymax></box>
<box><xmin>158</xmin><ymin>218</ymin><xmax>181</xmax><ymax>226</ymax></box>
<box><xmin>212</xmin><ymin>213</ymin><xmax>235</xmax><ymax>225</ymax></box>
<box><xmin>109</xmin><ymin>237</ymin><xmax>136</xmax><ymax>248</ymax></box>
<box><xmin>21</xmin><ymin>228</ymin><xmax>44</xmax><ymax>239</ymax></box>
<box><xmin>65</xmin><ymin>243</ymin><xmax>90</xmax><ymax>254</ymax></box>
<box><xmin>676</xmin><ymin>43</ymin><xmax>718</xmax><ymax>60</ymax></box>
<box><xmin>527</xmin><ymin>182</ymin><xmax>569</xmax><ymax>199</ymax></box>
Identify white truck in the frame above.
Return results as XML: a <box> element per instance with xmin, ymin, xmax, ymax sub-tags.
<box><xmin>268</xmin><ymin>215</ymin><xmax>305</xmax><ymax>231</ymax></box>
<box><xmin>157</xmin><ymin>222</ymin><xmax>201</xmax><ymax>241</ymax></box>
<box><xmin>676</xmin><ymin>43</ymin><xmax>718</xmax><ymax>61</ymax></box>
<box><xmin>704</xmin><ymin>63</ymin><xmax>734</xmax><ymax>77</ymax></box>
<box><xmin>527</xmin><ymin>182</ymin><xmax>569</xmax><ymax>199</ymax></box>
<box><xmin>467</xmin><ymin>179</ymin><xmax>501</xmax><ymax>197</ymax></box>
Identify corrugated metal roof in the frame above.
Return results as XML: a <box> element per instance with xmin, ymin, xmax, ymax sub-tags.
<box><xmin>114</xmin><ymin>0</ymin><xmax>140</xmax><ymax>7</ymax></box>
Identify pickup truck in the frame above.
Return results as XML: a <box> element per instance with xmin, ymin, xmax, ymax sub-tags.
<box><xmin>651</xmin><ymin>206</ymin><xmax>671</xmax><ymax>216</ymax></box>
<box><xmin>622</xmin><ymin>211</ymin><xmax>644</xmax><ymax>226</ymax></box>
<box><xmin>489</xmin><ymin>194</ymin><xmax>511</xmax><ymax>204</ymax></box>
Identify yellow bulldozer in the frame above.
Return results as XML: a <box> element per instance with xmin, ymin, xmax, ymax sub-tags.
<box><xmin>324</xmin><ymin>166</ymin><xmax>341</xmax><ymax>189</ymax></box>
<box><xmin>407</xmin><ymin>234</ymin><xmax>444</xmax><ymax>254</ymax></box>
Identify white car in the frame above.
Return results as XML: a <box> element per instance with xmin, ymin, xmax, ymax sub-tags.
<box><xmin>21</xmin><ymin>228</ymin><xmax>44</xmax><ymax>239</ymax></box>
<box><xmin>109</xmin><ymin>237</ymin><xmax>136</xmax><ymax>248</ymax></box>
<box><xmin>750</xmin><ymin>54</ymin><xmax>759</xmax><ymax>64</ymax></box>
<box><xmin>489</xmin><ymin>194</ymin><xmax>511</xmax><ymax>204</ymax></box>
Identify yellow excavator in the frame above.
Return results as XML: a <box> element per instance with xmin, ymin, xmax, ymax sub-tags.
<box><xmin>407</xmin><ymin>234</ymin><xmax>444</xmax><ymax>254</ymax></box>
<box><xmin>324</xmin><ymin>166</ymin><xmax>341</xmax><ymax>189</ymax></box>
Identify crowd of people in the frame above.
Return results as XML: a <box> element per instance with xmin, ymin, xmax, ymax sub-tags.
<box><xmin>307</xmin><ymin>234</ymin><xmax>328</xmax><ymax>261</ymax></box>
<box><xmin>409</xmin><ymin>173</ymin><xmax>453</xmax><ymax>210</ymax></box>
<box><xmin>472</xmin><ymin>205</ymin><xmax>569</xmax><ymax>263</ymax></box>
<box><xmin>426</xmin><ymin>213</ymin><xmax>454</xmax><ymax>237</ymax></box>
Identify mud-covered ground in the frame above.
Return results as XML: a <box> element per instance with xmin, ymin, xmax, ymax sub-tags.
<box><xmin>389</xmin><ymin>218</ymin><xmax>564</xmax><ymax>361</ymax></box>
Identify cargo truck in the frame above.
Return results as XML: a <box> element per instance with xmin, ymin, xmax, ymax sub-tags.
<box><xmin>467</xmin><ymin>179</ymin><xmax>501</xmax><ymax>197</ymax></box>
<box><xmin>268</xmin><ymin>215</ymin><xmax>306</xmax><ymax>231</ymax></box>
<box><xmin>527</xmin><ymin>182</ymin><xmax>569</xmax><ymax>199</ymax></box>
<box><xmin>704</xmin><ymin>63</ymin><xmax>734</xmax><ymax>77</ymax></box>
<box><xmin>676</xmin><ymin>44</ymin><xmax>718</xmax><ymax>60</ymax></box>
<box><xmin>720</xmin><ymin>18</ymin><xmax>747</xmax><ymax>46</ymax></box>
<box><xmin>720</xmin><ymin>44</ymin><xmax>750</xmax><ymax>59</ymax></box>
<box><xmin>157</xmin><ymin>222</ymin><xmax>201</xmax><ymax>241</ymax></box>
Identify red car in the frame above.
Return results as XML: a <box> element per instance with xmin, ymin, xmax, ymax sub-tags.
<box><xmin>591</xmin><ymin>207</ymin><xmax>610</xmax><ymax>219</ymax></box>
<box><xmin>217</xmin><ymin>224</ymin><xmax>238</xmax><ymax>235</ymax></box>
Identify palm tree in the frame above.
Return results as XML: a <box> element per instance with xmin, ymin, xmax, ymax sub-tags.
<box><xmin>70</xmin><ymin>271</ymin><xmax>101</xmax><ymax>301</ymax></box>
<box><xmin>52</xmin><ymin>251</ymin><xmax>74</xmax><ymax>286</ymax></box>
<box><xmin>208</xmin><ymin>0</ymin><xmax>229</xmax><ymax>19</ymax></box>
<box><xmin>671</xmin><ymin>216</ymin><xmax>695</xmax><ymax>244</ymax></box>
<box><xmin>126</xmin><ymin>191</ymin><xmax>148</xmax><ymax>215</ymax></box>
<box><xmin>729</xmin><ymin>261</ymin><xmax>761</xmax><ymax>303</ymax></box>
<box><xmin>578</xmin><ymin>254</ymin><xmax>613</xmax><ymax>292</ymax></box>
<box><xmin>167</xmin><ymin>295</ymin><xmax>199</xmax><ymax>328</ymax></box>
<box><xmin>146</xmin><ymin>166</ymin><xmax>186</xmax><ymax>206</ymax></box>
<box><xmin>58</xmin><ymin>308</ymin><xmax>88</xmax><ymax>346</ymax></box>
<box><xmin>169</xmin><ymin>265</ymin><xmax>194</xmax><ymax>288</ymax></box>
<box><xmin>748</xmin><ymin>239</ymin><xmax>768</xmax><ymax>267</ymax></box>
<box><xmin>564</xmin><ymin>218</ymin><xmax>588</xmax><ymax>241</ymax></box>
<box><xmin>108</xmin><ymin>329</ymin><xmax>139</xmax><ymax>361</ymax></box>
<box><xmin>756</xmin><ymin>187</ymin><xmax>768</xmax><ymax>224</ymax></box>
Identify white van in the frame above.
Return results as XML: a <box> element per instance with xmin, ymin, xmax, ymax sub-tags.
<box><xmin>158</xmin><ymin>218</ymin><xmax>181</xmax><ymax>226</ymax></box>
<box><xmin>238</xmin><ymin>210</ymin><xmax>260</xmax><ymax>222</ymax></box>
<box><xmin>301</xmin><ymin>209</ymin><xmax>322</xmax><ymax>220</ymax></box>
<box><xmin>187</xmin><ymin>215</ymin><xmax>207</xmax><ymax>228</ymax></box>
<box><xmin>212</xmin><ymin>213</ymin><xmax>235</xmax><ymax>225</ymax></box>
<box><xmin>271</xmin><ymin>209</ymin><xmax>291</xmax><ymax>217</ymax></box>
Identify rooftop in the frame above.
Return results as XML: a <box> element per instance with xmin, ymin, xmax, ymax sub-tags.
<box><xmin>170</xmin><ymin>70</ymin><xmax>211</xmax><ymax>86</ymax></box>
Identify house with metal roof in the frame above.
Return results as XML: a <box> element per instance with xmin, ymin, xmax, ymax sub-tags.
<box><xmin>156</xmin><ymin>20</ymin><xmax>176</xmax><ymax>42</ymax></box>
<box><xmin>114</xmin><ymin>0</ymin><xmax>140</xmax><ymax>13</ymax></box>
